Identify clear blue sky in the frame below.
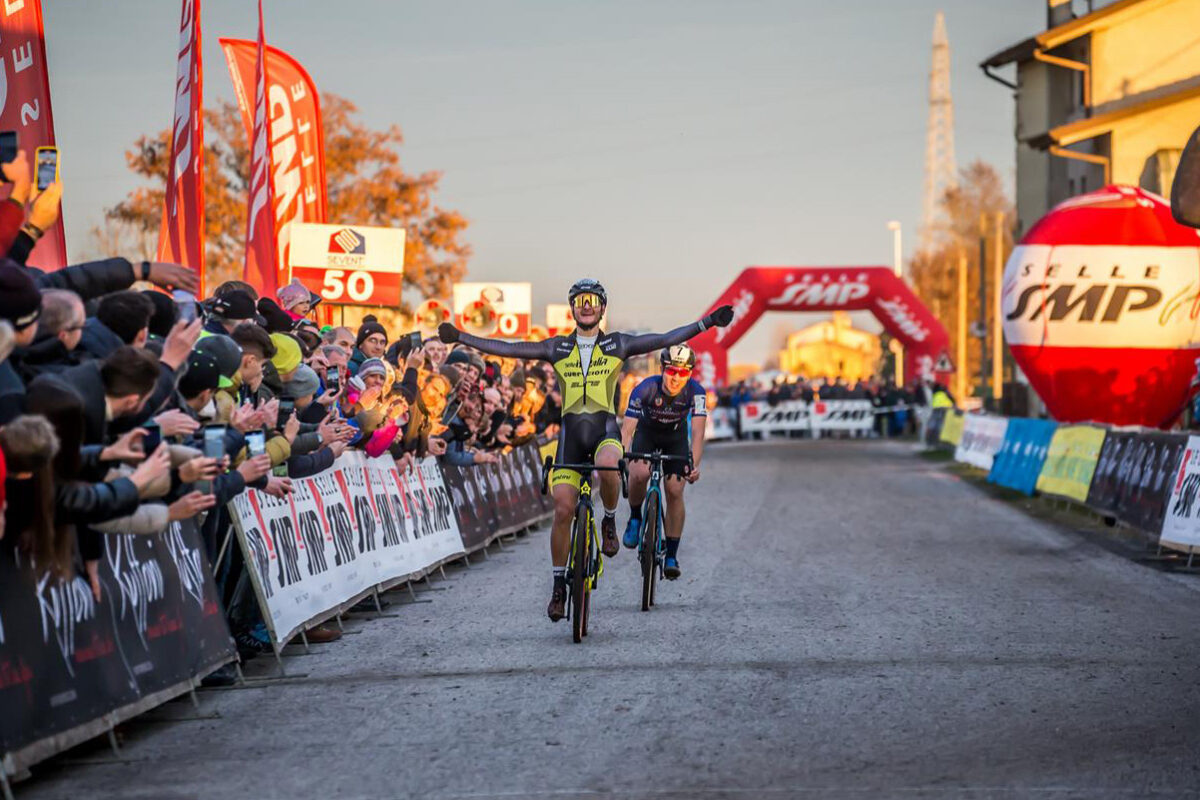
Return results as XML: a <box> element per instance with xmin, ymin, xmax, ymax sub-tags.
<box><xmin>44</xmin><ymin>0</ymin><xmax>1041</xmax><ymax>365</ymax></box>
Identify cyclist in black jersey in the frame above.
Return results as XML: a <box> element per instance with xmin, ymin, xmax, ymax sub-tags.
<box><xmin>439</xmin><ymin>279</ymin><xmax>733</xmax><ymax>621</ymax></box>
<box><xmin>621</xmin><ymin>344</ymin><xmax>708</xmax><ymax>580</ymax></box>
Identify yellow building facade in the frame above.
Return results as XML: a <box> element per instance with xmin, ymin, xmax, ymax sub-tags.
<box><xmin>778</xmin><ymin>312</ymin><xmax>881</xmax><ymax>382</ymax></box>
<box><xmin>982</xmin><ymin>0</ymin><xmax>1200</xmax><ymax>235</ymax></box>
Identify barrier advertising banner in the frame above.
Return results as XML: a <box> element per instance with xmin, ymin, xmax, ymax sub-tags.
<box><xmin>955</xmin><ymin>415</ymin><xmax>1010</xmax><ymax>471</ymax></box>
<box><xmin>442</xmin><ymin>444</ymin><xmax>552</xmax><ymax>552</ymax></box>
<box><xmin>0</xmin><ymin>520</ymin><xmax>234</xmax><ymax>775</ymax></box>
<box><xmin>739</xmin><ymin>401</ymin><xmax>811</xmax><ymax>434</ymax></box>
<box><xmin>987</xmin><ymin>418</ymin><xmax>1057</xmax><ymax>496</ymax></box>
<box><xmin>1160</xmin><ymin>436</ymin><xmax>1200</xmax><ymax>551</ymax></box>
<box><xmin>811</xmin><ymin>400</ymin><xmax>875</xmax><ymax>435</ymax></box>
<box><xmin>228</xmin><ymin>453</ymin><xmax>463</xmax><ymax>648</ymax></box>
<box><xmin>706</xmin><ymin>407</ymin><xmax>736</xmax><ymax>441</ymax></box>
<box><xmin>1111</xmin><ymin>432</ymin><xmax>1187</xmax><ymax>535</ymax></box>
<box><xmin>738</xmin><ymin>400</ymin><xmax>874</xmax><ymax>436</ymax></box>
<box><xmin>1036</xmin><ymin>425</ymin><xmax>1107</xmax><ymax>503</ymax></box>
<box><xmin>939</xmin><ymin>410</ymin><xmax>965</xmax><ymax>446</ymax></box>
<box><xmin>1087</xmin><ymin>430</ymin><xmax>1136</xmax><ymax>516</ymax></box>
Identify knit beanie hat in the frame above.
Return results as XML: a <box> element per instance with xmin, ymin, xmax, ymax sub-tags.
<box><xmin>284</xmin><ymin>364</ymin><xmax>320</xmax><ymax>399</ymax></box>
<box><xmin>358</xmin><ymin>358</ymin><xmax>387</xmax><ymax>380</ymax></box>
<box><xmin>276</xmin><ymin>278</ymin><xmax>311</xmax><ymax>311</ymax></box>
<box><xmin>0</xmin><ymin>261</ymin><xmax>41</xmax><ymax>330</ymax></box>
<box><xmin>270</xmin><ymin>333</ymin><xmax>302</xmax><ymax>376</ymax></box>
<box><xmin>356</xmin><ymin>316</ymin><xmax>387</xmax><ymax>348</ymax></box>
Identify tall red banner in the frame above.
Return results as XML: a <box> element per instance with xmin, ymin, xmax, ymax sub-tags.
<box><xmin>220</xmin><ymin>31</ymin><xmax>327</xmax><ymax>295</ymax></box>
<box><xmin>232</xmin><ymin>2</ymin><xmax>277</xmax><ymax>295</ymax></box>
<box><xmin>0</xmin><ymin>0</ymin><xmax>66</xmax><ymax>270</ymax></box>
<box><xmin>157</xmin><ymin>0</ymin><xmax>205</xmax><ymax>295</ymax></box>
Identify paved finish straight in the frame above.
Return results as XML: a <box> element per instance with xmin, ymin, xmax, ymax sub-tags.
<box><xmin>20</xmin><ymin>440</ymin><xmax>1200</xmax><ymax>799</ymax></box>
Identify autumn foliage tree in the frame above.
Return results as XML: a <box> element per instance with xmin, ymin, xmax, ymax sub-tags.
<box><xmin>102</xmin><ymin>93</ymin><xmax>470</xmax><ymax>304</ymax></box>
<box><xmin>908</xmin><ymin>160</ymin><xmax>1014</xmax><ymax>396</ymax></box>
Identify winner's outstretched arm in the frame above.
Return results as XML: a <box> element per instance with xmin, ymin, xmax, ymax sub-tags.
<box><xmin>438</xmin><ymin>323</ymin><xmax>555</xmax><ymax>361</ymax></box>
<box><xmin>620</xmin><ymin>305</ymin><xmax>735</xmax><ymax>358</ymax></box>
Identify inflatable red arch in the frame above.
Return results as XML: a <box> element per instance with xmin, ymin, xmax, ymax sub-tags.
<box><xmin>689</xmin><ymin>266</ymin><xmax>954</xmax><ymax>388</ymax></box>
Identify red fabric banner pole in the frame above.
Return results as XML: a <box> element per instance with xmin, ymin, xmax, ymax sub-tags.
<box><xmin>221</xmin><ymin>32</ymin><xmax>327</xmax><ymax>299</ymax></box>
<box><xmin>157</xmin><ymin>0</ymin><xmax>206</xmax><ymax>296</ymax></box>
<box><xmin>238</xmin><ymin>0</ymin><xmax>278</xmax><ymax>297</ymax></box>
<box><xmin>0</xmin><ymin>0</ymin><xmax>67</xmax><ymax>270</ymax></box>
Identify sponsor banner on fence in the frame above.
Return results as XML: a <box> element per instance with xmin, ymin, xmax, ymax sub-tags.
<box><xmin>1036</xmin><ymin>425</ymin><xmax>1106</xmax><ymax>503</ymax></box>
<box><xmin>739</xmin><ymin>401</ymin><xmax>810</xmax><ymax>434</ymax></box>
<box><xmin>228</xmin><ymin>453</ymin><xmax>463</xmax><ymax>648</ymax></box>
<box><xmin>954</xmin><ymin>414</ymin><xmax>1009</xmax><ymax>471</ymax></box>
<box><xmin>925</xmin><ymin>407</ymin><xmax>948</xmax><ymax>447</ymax></box>
<box><xmin>811</xmin><ymin>400</ymin><xmax>874</xmax><ymax>435</ymax></box>
<box><xmin>1087</xmin><ymin>430</ymin><xmax>1135</xmax><ymax>515</ymax></box>
<box><xmin>443</xmin><ymin>444</ymin><xmax>552</xmax><ymax>552</ymax></box>
<box><xmin>987</xmin><ymin>418</ymin><xmax>1057</xmax><ymax>496</ymax></box>
<box><xmin>1112</xmin><ymin>432</ymin><xmax>1187</xmax><ymax>535</ymax></box>
<box><xmin>939</xmin><ymin>410</ymin><xmax>965</xmax><ymax>446</ymax></box>
<box><xmin>1161</xmin><ymin>436</ymin><xmax>1200</xmax><ymax>550</ymax></box>
<box><xmin>706</xmin><ymin>407</ymin><xmax>735</xmax><ymax>441</ymax></box>
<box><xmin>0</xmin><ymin>520</ymin><xmax>234</xmax><ymax>774</ymax></box>
<box><xmin>738</xmin><ymin>400</ymin><xmax>873</xmax><ymax>436</ymax></box>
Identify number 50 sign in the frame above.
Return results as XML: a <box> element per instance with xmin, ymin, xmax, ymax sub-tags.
<box><xmin>288</xmin><ymin>223</ymin><xmax>406</xmax><ymax>307</ymax></box>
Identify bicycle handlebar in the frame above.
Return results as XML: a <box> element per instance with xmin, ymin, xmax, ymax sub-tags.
<box><xmin>541</xmin><ymin>455</ymin><xmax>629</xmax><ymax>499</ymax></box>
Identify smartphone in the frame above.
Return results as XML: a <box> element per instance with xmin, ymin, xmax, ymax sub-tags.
<box><xmin>173</xmin><ymin>289</ymin><xmax>197</xmax><ymax>324</ymax></box>
<box><xmin>198</xmin><ymin>425</ymin><xmax>226</xmax><ymax>494</ymax></box>
<box><xmin>141</xmin><ymin>422</ymin><xmax>161</xmax><ymax>455</ymax></box>
<box><xmin>0</xmin><ymin>132</ymin><xmax>16</xmax><ymax>171</ymax></box>
<box><xmin>246</xmin><ymin>430</ymin><xmax>266</xmax><ymax>458</ymax></box>
<box><xmin>407</xmin><ymin>331</ymin><xmax>423</xmax><ymax>353</ymax></box>
<box><xmin>276</xmin><ymin>398</ymin><xmax>295</xmax><ymax>430</ymax></box>
<box><xmin>35</xmin><ymin>146</ymin><xmax>58</xmax><ymax>191</ymax></box>
<box><xmin>325</xmin><ymin>367</ymin><xmax>340</xmax><ymax>394</ymax></box>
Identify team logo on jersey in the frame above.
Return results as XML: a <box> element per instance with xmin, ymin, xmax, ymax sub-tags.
<box><xmin>654</xmin><ymin>397</ymin><xmax>663</xmax><ymax>407</ymax></box>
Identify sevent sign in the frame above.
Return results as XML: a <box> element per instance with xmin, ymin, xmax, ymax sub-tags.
<box><xmin>289</xmin><ymin>222</ymin><xmax>406</xmax><ymax>306</ymax></box>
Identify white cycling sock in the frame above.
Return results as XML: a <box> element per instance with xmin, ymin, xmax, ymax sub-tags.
<box><xmin>603</xmin><ymin>504</ymin><xmax>617</xmax><ymax>518</ymax></box>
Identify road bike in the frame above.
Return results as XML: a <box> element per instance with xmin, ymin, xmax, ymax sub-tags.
<box><xmin>625</xmin><ymin>450</ymin><xmax>691</xmax><ymax>611</ymax></box>
<box><xmin>541</xmin><ymin>456</ymin><xmax>628</xmax><ymax>643</ymax></box>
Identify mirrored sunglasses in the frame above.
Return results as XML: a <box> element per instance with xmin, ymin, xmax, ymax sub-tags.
<box><xmin>663</xmin><ymin>366</ymin><xmax>692</xmax><ymax>378</ymax></box>
<box><xmin>571</xmin><ymin>292</ymin><xmax>603</xmax><ymax>309</ymax></box>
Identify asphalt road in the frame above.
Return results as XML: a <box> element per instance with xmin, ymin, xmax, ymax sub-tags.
<box><xmin>19</xmin><ymin>439</ymin><xmax>1200</xmax><ymax>799</ymax></box>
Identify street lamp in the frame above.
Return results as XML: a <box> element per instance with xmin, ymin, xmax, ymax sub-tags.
<box><xmin>886</xmin><ymin>220</ymin><xmax>902</xmax><ymax>279</ymax></box>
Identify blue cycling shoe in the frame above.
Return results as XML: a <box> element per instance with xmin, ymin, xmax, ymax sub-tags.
<box><xmin>663</xmin><ymin>556</ymin><xmax>681</xmax><ymax>580</ymax></box>
<box><xmin>622</xmin><ymin>517</ymin><xmax>641</xmax><ymax>549</ymax></box>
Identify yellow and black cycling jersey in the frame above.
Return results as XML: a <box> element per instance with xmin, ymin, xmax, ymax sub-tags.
<box><xmin>452</xmin><ymin>325</ymin><xmax>711</xmax><ymax>420</ymax></box>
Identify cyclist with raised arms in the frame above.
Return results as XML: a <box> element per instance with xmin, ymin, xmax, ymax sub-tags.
<box><xmin>620</xmin><ymin>344</ymin><xmax>707</xmax><ymax>579</ymax></box>
<box><xmin>439</xmin><ymin>279</ymin><xmax>732</xmax><ymax>621</ymax></box>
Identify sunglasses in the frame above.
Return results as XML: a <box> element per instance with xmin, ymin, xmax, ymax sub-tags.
<box><xmin>571</xmin><ymin>293</ymin><xmax>603</xmax><ymax>310</ymax></box>
<box><xmin>663</xmin><ymin>366</ymin><xmax>692</xmax><ymax>378</ymax></box>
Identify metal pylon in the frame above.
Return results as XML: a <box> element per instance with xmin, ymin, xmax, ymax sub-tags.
<box><xmin>920</xmin><ymin>11</ymin><xmax>958</xmax><ymax>252</ymax></box>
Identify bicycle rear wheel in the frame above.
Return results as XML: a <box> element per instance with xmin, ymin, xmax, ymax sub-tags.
<box><xmin>571</xmin><ymin>505</ymin><xmax>590</xmax><ymax>644</ymax></box>
<box><xmin>640</xmin><ymin>493</ymin><xmax>659</xmax><ymax>612</ymax></box>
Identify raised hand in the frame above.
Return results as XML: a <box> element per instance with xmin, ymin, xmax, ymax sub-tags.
<box><xmin>155</xmin><ymin>409</ymin><xmax>200</xmax><ymax>438</ymax></box>
<box><xmin>101</xmin><ymin>428</ymin><xmax>148</xmax><ymax>463</ymax></box>
<box><xmin>437</xmin><ymin>322</ymin><xmax>460</xmax><ymax>344</ymax></box>
<box><xmin>168</xmin><ymin>491</ymin><xmax>217</xmax><ymax>521</ymax></box>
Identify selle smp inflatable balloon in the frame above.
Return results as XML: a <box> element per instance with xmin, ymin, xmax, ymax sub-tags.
<box><xmin>1002</xmin><ymin>185</ymin><xmax>1200</xmax><ymax>428</ymax></box>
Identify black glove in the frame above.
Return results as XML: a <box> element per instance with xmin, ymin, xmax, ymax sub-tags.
<box><xmin>703</xmin><ymin>304</ymin><xmax>735</xmax><ymax>329</ymax></box>
<box><xmin>438</xmin><ymin>322</ymin><xmax>461</xmax><ymax>344</ymax></box>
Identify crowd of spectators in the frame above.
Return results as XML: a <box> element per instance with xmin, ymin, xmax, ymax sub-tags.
<box><xmin>0</xmin><ymin>154</ymin><xmax>565</xmax><ymax>682</ymax></box>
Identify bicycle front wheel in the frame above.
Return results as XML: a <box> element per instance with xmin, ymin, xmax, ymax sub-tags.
<box><xmin>640</xmin><ymin>492</ymin><xmax>659</xmax><ymax>612</ymax></box>
<box><xmin>571</xmin><ymin>505</ymin><xmax>590</xmax><ymax>644</ymax></box>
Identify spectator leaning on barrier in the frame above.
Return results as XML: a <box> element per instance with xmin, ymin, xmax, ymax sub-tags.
<box><xmin>0</xmin><ymin>262</ymin><xmax>43</xmax><ymax>423</ymax></box>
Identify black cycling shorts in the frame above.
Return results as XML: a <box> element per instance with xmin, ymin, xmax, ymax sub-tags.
<box><xmin>550</xmin><ymin>412</ymin><xmax>623</xmax><ymax>490</ymax></box>
<box><xmin>629</xmin><ymin>425</ymin><xmax>690</xmax><ymax>478</ymax></box>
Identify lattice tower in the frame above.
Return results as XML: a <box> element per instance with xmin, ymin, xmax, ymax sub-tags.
<box><xmin>920</xmin><ymin>11</ymin><xmax>958</xmax><ymax>252</ymax></box>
